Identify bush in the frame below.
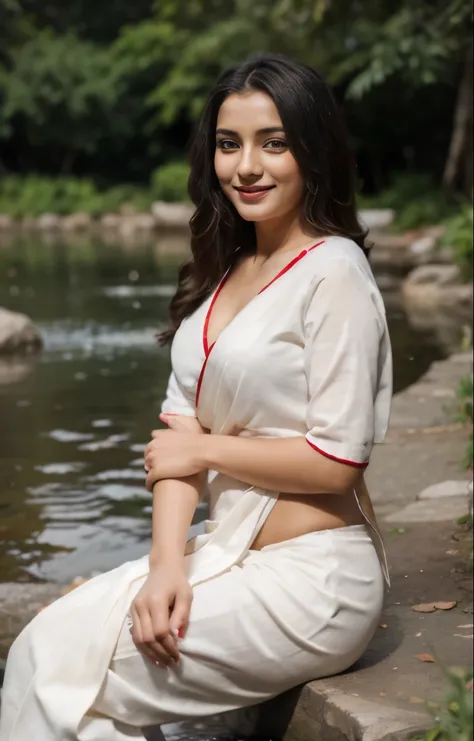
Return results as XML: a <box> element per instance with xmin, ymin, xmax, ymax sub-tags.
<box><xmin>359</xmin><ymin>173</ymin><xmax>458</xmax><ymax>231</ymax></box>
<box><xmin>454</xmin><ymin>375</ymin><xmax>474</xmax><ymax>469</ymax></box>
<box><xmin>441</xmin><ymin>201</ymin><xmax>473</xmax><ymax>278</ymax></box>
<box><xmin>0</xmin><ymin>175</ymin><xmax>152</xmax><ymax>217</ymax></box>
<box><xmin>411</xmin><ymin>667</ymin><xmax>473</xmax><ymax>741</ymax></box>
<box><xmin>150</xmin><ymin>161</ymin><xmax>190</xmax><ymax>203</ymax></box>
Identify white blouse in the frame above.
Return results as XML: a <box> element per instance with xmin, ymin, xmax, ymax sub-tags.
<box><xmin>162</xmin><ymin>236</ymin><xmax>392</xmax><ymax>581</ymax></box>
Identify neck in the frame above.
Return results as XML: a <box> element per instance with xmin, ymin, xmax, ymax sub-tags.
<box><xmin>254</xmin><ymin>212</ymin><xmax>319</xmax><ymax>259</ymax></box>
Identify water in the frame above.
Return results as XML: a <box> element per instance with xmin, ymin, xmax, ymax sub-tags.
<box><xmin>0</xmin><ymin>235</ymin><xmax>447</xmax><ymax>584</ymax></box>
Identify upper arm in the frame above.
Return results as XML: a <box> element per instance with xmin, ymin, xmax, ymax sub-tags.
<box><xmin>161</xmin><ymin>370</ymin><xmax>197</xmax><ymax>418</ymax></box>
<box><xmin>303</xmin><ymin>259</ymin><xmax>387</xmax><ymax>469</ymax></box>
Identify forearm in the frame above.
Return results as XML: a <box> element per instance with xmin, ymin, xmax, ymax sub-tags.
<box><xmin>201</xmin><ymin>435</ymin><xmax>363</xmax><ymax>495</ymax></box>
<box><xmin>149</xmin><ymin>473</ymin><xmax>206</xmax><ymax>568</ymax></box>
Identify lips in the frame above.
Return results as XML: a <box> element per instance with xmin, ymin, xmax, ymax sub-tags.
<box><xmin>234</xmin><ymin>185</ymin><xmax>275</xmax><ymax>193</ymax></box>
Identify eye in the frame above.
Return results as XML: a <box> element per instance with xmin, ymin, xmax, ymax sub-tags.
<box><xmin>216</xmin><ymin>139</ymin><xmax>238</xmax><ymax>151</ymax></box>
<box><xmin>264</xmin><ymin>139</ymin><xmax>288</xmax><ymax>151</ymax></box>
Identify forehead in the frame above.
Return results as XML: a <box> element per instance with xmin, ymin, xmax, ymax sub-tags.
<box><xmin>216</xmin><ymin>91</ymin><xmax>283</xmax><ymax>130</ymax></box>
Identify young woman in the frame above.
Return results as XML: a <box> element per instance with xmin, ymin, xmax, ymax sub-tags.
<box><xmin>0</xmin><ymin>53</ymin><xmax>392</xmax><ymax>741</ymax></box>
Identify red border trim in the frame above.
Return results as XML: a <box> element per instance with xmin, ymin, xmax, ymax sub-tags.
<box><xmin>306</xmin><ymin>438</ymin><xmax>369</xmax><ymax>468</ymax></box>
<box><xmin>257</xmin><ymin>240</ymin><xmax>325</xmax><ymax>295</ymax></box>
<box><xmin>203</xmin><ymin>272</ymin><xmax>230</xmax><ymax>357</ymax></box>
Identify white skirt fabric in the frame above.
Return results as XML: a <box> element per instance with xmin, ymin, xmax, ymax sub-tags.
<box><xmin>0</xmin><ymin>524</ymin><xmax>384</xmax><ymax>741</ymax></box>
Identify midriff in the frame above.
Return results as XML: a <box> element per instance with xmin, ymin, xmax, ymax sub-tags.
<box><xmin>249</xmin><ymin>490</ymin><xmax>365</xmax><ymax>550</ymax></box>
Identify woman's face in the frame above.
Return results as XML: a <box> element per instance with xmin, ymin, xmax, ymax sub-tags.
<box><xmin>214</xmin><ymin>91</ymin><xmax>304</xmax><ymax>223</ymax></box>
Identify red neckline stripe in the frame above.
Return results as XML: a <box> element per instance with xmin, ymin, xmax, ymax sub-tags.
<box><xmin>202</xmin><ymin>240</ymin><xmax>325</xmax><ymax>359</ymax></box>
<box><xmin>306</xmin><ymin>438</ymin><xmax>369</xmax><ymax>468</ymax></box>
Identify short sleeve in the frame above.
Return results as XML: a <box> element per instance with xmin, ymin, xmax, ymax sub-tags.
<box><xmin>304</xmin><ymin>259</ymin><xmax>386</xmax><ymax>468</ymax></box>
<box><xmin>161</xmin><ymin>370</ymin><xmax>197</xmax><ymax>417</ymax></box>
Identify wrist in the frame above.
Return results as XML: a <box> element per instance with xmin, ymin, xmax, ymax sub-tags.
<box><xmin>149</xmin><ymin>549</ymin><xmax>185</xmax><ymax>571</ymax></box>
<box><xmin>196</xmin><ymin>432</ymin><xmax>218</xmax><ymax>470</ymax></box>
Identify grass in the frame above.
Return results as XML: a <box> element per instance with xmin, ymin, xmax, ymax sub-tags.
<box><xmin>410</xmin><ymin>667</ymin><xmax>473</xmax><ymax>741</ymax></box>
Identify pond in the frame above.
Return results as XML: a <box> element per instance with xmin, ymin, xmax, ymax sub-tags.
<box><xmin>0</xmin><ymin>234</ymin><xmax>447</xmax><ymax>584</ymax></box>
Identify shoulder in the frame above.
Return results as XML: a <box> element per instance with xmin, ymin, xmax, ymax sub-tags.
<box><xmin>304</xmin><ymin>236</ymin><xmax>380</xmax><ymax>296</ymax></box>
<box><xmin>302</xmin><ymin>236</ymin><xmax>387</xmax><ymax>326</ymax></box>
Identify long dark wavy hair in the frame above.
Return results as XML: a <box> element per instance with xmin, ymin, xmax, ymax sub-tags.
<box><xmin>159</xmin><ymin>53</ymin><xmax>368</xmax><ymax>345</ymax></box>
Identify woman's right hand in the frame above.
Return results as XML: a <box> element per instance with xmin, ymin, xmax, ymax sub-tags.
<box><xmin>130</xmin><ymin>561</ymin><xmax>193</xmax><ymax>667</ymax></box>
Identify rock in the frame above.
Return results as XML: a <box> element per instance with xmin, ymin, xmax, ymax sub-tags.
<box><xmin>151</xmin><ymin>201</ymin><xmax>194</xmax><ymax>228</ymax></box>
<box><xmin>0</xmin><ymin>214</ymin><xmax>14</xmax><ymax>231</ymax></box>
<box><xmin>0</xmin><ymin>307</ymin><xmax>43</xmax><ymax>355</ymax></box>
<box><xmin>61</xmin><ymin>212</ymin><xmax>93</xmax><ymax>232</ymax></box>
<box><xmin>358</xmin><ymin>209</ymin><xmax>395</xmax><ymax>231</ymax></box>
<box><xmin>385</xmin><ymin>496</ymin><xmax>469</xmax><ymax>523</ymax></box>
<box><xmin>417</xmin><ymin>480</ymin><xmax>470</xmax><ymax>500</ymax></box>
<box><xmin>36</xmin><ymin>213</ymin><xmax>61</xmax><ymax>231</ymax></box>
<box><xmin>100</xmin><ymin>213</ymin><xmax>122</xmax><ymax>230</ymax></box>
<box><xmin>130</xmin><ymin>213</ymin><xmax>156</xmax><ymax>231</ymax></box>
<box><xmin>405</xmin><ymin>264</ymin><xmax>463</xmax><ymax>287</ymax></box>
<box><xmin>402</xmin><ymin>264</ymin><xmax>473</xmax><ymax>315</ymax></box>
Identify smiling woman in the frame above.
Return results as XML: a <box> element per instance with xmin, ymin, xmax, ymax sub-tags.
<box><xmin>0</xmin><ymin>53</ymin><xmax>392</xmax><ymax>741</ymax></box>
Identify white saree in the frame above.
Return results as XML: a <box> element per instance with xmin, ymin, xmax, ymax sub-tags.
<box><xmin>0</xmin><ymin>236</ymin><xmax>392</xmax><ymax>741</ymax></box>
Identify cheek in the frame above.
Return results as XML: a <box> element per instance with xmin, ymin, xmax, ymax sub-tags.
<box><xmin>214</xmin><ymin>152</ymin><xmax>233</xmax><ymax>186</ymax></box>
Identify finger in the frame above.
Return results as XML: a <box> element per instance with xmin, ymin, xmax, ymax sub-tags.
<box><xmin>135</xmin><ymin>602</ymin><xmax>173</xmax><ymax>667</ymax></box>
<box><xmin>130</xmin><ymin>604</ymin><xmax>158</xmax><ymax>666</ymax></box>
<box><xmin>150</xmin><ymin>601</ymin><xmax>180</xmax><ymax>664</ymax></box>
<box><xmin>169</xmin><ymin>592</ymin><xmax>192</xmax><ymax>639</ymax></box>
<box><xmin>146</xmin><ymin>471</ymin><xmax>158</xmax><ymax>492</ymax></box>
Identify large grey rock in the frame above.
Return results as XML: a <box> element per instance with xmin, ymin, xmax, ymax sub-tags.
<box><xmin>0</xmin><ymin>307</ymin><xmax>43</xmax><ymax>355</ymax></box>
<box><xmin>405</xmin><ymin>264</ymin><xmax>462</xmax><ymax>286</ymax></box>
<box><xmin>417</xmin><ymin>480</ymin><xmax>470</xmax><ymax>500</ymax></box>
<box><xmin>151</xmin><ymin>201</ymin><xmax>194</xmax><ymax>228</ymax></box>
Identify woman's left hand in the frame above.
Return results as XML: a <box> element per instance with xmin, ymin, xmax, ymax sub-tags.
<box><xmin>144</xmin><ymin>416</ymin><xmax>207</xmax><ymax>490</ymax></box>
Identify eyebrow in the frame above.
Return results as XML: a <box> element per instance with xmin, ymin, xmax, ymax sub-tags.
<box><xmin>215</xmin><ymin>127</ymin><xmax>285</xmax><ymax>136</ymax></box>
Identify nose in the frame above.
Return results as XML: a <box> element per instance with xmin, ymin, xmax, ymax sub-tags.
<box><xmin>236</xmin><ymin>144</ymin><xmax>264</xmax><ymax>181</ymax></box>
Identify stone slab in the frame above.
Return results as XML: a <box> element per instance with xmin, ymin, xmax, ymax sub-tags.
<box><xmin>417</xmin><ymin>480</ymin><xmax>471</xmax><ymax>500</ymax></box>
<box><xmin>384</xmin><ymin>496</ymin><xmax>469</xmax><ymax>523</ymax></box>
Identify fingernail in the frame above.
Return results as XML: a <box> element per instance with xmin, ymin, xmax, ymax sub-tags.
<box><xmin>177</xmin><ymin>627</ymin><xmax>185</xmax><ymax>639</ymax></box>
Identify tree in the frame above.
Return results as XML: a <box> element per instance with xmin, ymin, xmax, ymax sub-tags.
<box><xmin>0</xmin><ymin>30</ymin><xmax>131</xmax><ymax>173</ymax></box>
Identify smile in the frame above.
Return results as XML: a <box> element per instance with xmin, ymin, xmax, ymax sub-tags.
<box><xmin>233</xmin><ymin>186</ymin><xmax>275</xmax><ymax>201</ymax></box>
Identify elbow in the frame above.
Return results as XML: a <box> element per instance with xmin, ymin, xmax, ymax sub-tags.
<box><xmin>330</xmin><ymin>466</ymin><xmax>364</xmax><ymax>494</ymax></box>
<box><xmin>307</xmin><ymin>449</ymin><xmax>366</xmax><ymax>494</ymax></box>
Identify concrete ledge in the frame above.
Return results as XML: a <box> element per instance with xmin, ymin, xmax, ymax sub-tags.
<box><xmin>281</xmin><ymin>682</ymin><xmax>429</xmax><ymax>741</ymax></box>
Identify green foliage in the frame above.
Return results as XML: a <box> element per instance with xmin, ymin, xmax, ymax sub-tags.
<box><xmin>0</xmin><ymin>176</ymin><xmax>153</xmax><ymax>217</ymax></box>
<box><xmin>150</xmin><ymin>162</ymin><xmax>190</xmax><ymax>203</ymax></box>
<box><xmin>453</xmin><ymin>375</ymin><xmax>474</xmax><ymax>469</ymax></box>
<box><xmin>358</xmin><ymin>174</ymin><xmax>458</xmax><ymax>230</ymax></box>
<box><xmin>0</xmin><ymin>0</ymin><xmax>471</xmax><ymax>190</ymax></box>
<box><xmin>411</xmin><ymin>667</ymin><xmax>473</xmax><ymax>741</ymax></box>
<box><xmin>342</xmin><ymin>2</ymin><xmax>472</xmax><ymax>100</ymax></box>
<box><xmin>442</xmin><ymin>202</ymin><xmax>474</xmax><ymax>277</ymax></box>
<box><xmin>0</xmin><ymin>29</ymin><xmax>129</xmax><ymax>157</ymax></box>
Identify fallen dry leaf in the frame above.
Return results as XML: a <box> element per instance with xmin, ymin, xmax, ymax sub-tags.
<box><xmin>412</xmin><ymin>603</ymin><xmax>437</xmax><ymax>613</ymax></box>
<box><xmin>379</xmin><ymin>691</ymin><xmax>387</xmax><ymax>697</ymax></box>
<box><xmin>415</xmin><ymin>653</ymin><xmax>436</xmax><ymax>663</ymax></box>
<box><xmin>410</xmin><ymin>696</ymin><xmax>425</xmax><ymax>704</ymax></box>
<box><xmin>380</xmin><ymin>623</ymin><xmax>388</xmax><ymax>629</ymax></box>
<box><xmin>433</xmin><ymin>601</ymin><xmax>457</xmax><ymax>611</ymax></box>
